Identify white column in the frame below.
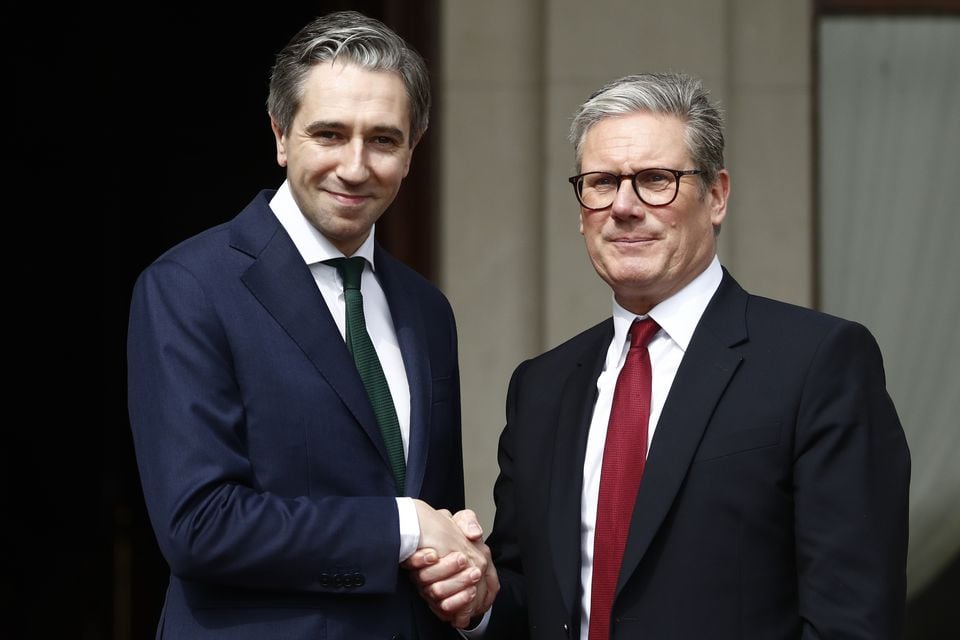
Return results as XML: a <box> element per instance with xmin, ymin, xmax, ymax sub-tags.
<box><xmin>724</xmin><ymin>0</ymin><xmax>812</xmax><ymax>306</ymax></box>
<box><xmin>440</xmin><ymin>1</ymin><xmax>546</xmax><ymax>527</ymax></box>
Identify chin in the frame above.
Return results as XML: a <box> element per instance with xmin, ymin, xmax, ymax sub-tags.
<box><xmin>609</xmin><ymin>262</ymin><xmax>661</xmax><ymax>282</ymax></box>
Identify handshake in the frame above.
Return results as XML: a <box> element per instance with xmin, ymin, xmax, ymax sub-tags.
<box><xmin>408</xmin><ymin>500</ymin><xmax>500</xmax><ymax>629</ymax></box>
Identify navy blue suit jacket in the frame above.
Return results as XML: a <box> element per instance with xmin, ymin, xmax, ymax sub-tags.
<box><xmin>485</xmin><ymin>271</ymin><xmax>910</xmax><ymax>639</ymax></box>
<box><xmin>128</xmin><ymin>191</ymin><xmax>463</xmax><ymax>639</ymax></box>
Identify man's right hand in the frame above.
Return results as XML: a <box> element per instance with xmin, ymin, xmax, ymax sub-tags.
<box><xmin>406</xmin><ymin>504</ymin><xmax>498</xmax><ymax>628</ymax></box>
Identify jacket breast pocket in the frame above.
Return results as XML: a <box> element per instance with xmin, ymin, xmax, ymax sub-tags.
<box><xmin>694</xmin><ymin>422</ymin><xmax>782</xmax><ymax>462</ymax></box>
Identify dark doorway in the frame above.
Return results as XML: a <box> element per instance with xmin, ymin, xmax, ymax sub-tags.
<box><xmin>15</xmin><ymin>4</ymin><xmax>439</xmax><ymax>639</ymax></box>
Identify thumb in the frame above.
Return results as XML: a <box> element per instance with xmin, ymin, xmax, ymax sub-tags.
<box><xmin>453</xmin><ymin>509</ymin><xmax>484</xmax><ymax>541</ymax></box>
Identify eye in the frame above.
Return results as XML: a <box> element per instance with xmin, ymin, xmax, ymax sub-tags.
<box><xmin>313</xmin><ymin>130</ymin><xmax>343</xmax><ymax>143</ymax></box>
<box><xmin>637</xmin><ymin>170</ymin><xmax>672</xmax><ymax>190</ymax></box>
<box><xmin>584</xmin><ymin>173</ymin><xmax>618</xmax><ymax>190</ymax></box>
<box><xmin>371</xmin><ymin>135</ymin><xmax>402</xmax><ymax>148</ymax></box>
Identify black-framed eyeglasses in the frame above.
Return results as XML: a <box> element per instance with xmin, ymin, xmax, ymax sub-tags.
<box><xmin>568</xmin><ymin>168</ymin><xmax>704</xmax><ymax>209</ymax></box>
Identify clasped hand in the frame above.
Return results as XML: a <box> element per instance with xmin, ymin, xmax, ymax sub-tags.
<box><xmin>407</xmin><ymin>501</ymin><xmax>499</xmax><ymax>629</ymax></box>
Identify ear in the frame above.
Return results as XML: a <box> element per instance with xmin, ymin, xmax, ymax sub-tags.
<box><xmin>708</xmin><ymin>169</ymin><xmax>730</xmax><ymax>229</ymax></box>
<box><xmin>578</xmin><ymin>210</ymin><xmax>586</xmax><ymax>236</ymax></box>
<box><xmin>270</xmin><ymin>116</ymin><xmax>288</xmax><ymax>168</ymax></box>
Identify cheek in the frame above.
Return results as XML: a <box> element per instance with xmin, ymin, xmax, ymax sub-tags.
<box><xmin>294</xmin><ymin>147</ymin><xmax>335</xmax><ymax>173</ymax></box>
<box><xmin>388</xmin><ymin>165</ymin><xmax>408</xmax><ymax>185</ymax></box>
<box><xmin>584</xmin><ymin>227</ymin><xmax>605</xmax><ymax>257</ymax></box>
<box><xmin>368</xmin><ymin>163</ymin><xmax>402</xmax><ymax>191</ymax></box>
<box><xmin>670</xmin><ymin>225</ymin><xmax>707</xmax><ymax>264</ymax></box>
<box><xmin>583</xmin><ymin>215</ymin><xmax>606</xmax><ymax>239</ymax></box>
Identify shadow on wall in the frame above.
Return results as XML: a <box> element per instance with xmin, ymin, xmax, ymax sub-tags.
<box><xmin>904</xmin><ymin>553</ymin><xmax>960</xmax><ymax>638</ymax></box>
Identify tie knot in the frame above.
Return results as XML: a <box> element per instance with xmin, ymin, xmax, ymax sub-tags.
<box><xmin>629</xmin><ymin>317</ymin><xmax>660</xmax><ymax>349</ymax></box>
<box><xmin>325</xmin><ymin>256</ymin><xmax>366</xmax><ymax>290</ymax></box>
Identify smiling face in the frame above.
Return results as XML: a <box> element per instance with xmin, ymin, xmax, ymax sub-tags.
<box><xmin>271</xmin><ymin>60</ymin><xmax>416</xmax><ymax>255</ymax></box>
<box><xmin>578</xmin><ymin>112</ymin><xmax>729</xmax><ymax>314</ymax></box>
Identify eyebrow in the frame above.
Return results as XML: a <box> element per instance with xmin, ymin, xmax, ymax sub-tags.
<box><xmin>304</xmin><ymin>120</ymin><xmax>407</xmax><ymax>143</ymax></box>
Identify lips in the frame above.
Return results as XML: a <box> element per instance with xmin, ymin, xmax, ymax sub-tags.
<box><xmin>325</xmin><ymin>190</ymin><xmax>371</xmax><ymax>206</ymax></box>
<box><xmin>609</xmin><ymin>236</ymin><xmax>658</xmax><ymax>243</ymax></box>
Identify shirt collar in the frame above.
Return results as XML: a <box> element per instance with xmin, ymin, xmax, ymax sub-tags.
<box><xmin>269</xmin><ymin>179</ymin><xmax>377</xmax><ymax>269</ymax></box>
<box><xmin>610</xmin><ymin>255</ymin><xmax>723</xmax><ymax>354</ymax></box>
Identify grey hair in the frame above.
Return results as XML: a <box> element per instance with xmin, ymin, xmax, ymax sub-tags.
<box><xmin>267</xmin><ymin>11</ymin><xmax>430</xmax><ymax>146</ymax></box>
<box><xmin>569</xmin><ymin>73</ymin><xmax>724</xmax><ymax>190</ymax></box>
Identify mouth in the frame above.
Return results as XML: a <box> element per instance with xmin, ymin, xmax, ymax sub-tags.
<box><xmin>609</xmin><ymin>236</ymin><xmax>659</xmax><ymax>244</ymax></box>
<box><xmin>324</xmin><ymin>189</ymin><xmax>371</xmax><ymax>206</ymax></box>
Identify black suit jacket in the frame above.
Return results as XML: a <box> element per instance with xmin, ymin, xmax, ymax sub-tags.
<box><xmin>486</xmin><ymin>270</ymin><xmax>909</xmax><ymax>639</ymax></box>
<box><xmin>128</xmin><ymin>191</ymin><xmax>463</xmax><ymax>639</ymax></box>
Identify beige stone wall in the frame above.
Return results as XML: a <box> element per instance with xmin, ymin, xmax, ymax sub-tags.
<box><xmin>440</xmin><ymin>0</ymin><xmax>812</xmax><ymax>529</ymax></box>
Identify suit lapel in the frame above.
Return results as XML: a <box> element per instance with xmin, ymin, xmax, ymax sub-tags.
<box><xmin>231</xmin><ymin>195</ymin><xmax>390</xmax><ymax>468</ymax></box>
<box><xmin>548</xmin><ymin>322</ymin><xmax>613</xmax><ymax>619</ymax></box>
<box><xmin>615</xmin><ymin>272</ymin><xmax>748</xmax><ymax>597</ymax></box>
<box><xmin>375</xmin><ymin>245</ymin><xmax>431</xmax><ymax>498</ymax></box>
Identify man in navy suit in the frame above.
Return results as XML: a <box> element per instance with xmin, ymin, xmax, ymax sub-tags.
<box><xmin>412</xmin><ymin>73</ymin><xmax>910</xmax><ymax>639</ymax></box>
<box><xmin>127</xmin><ymin>11</ymin><xmax>495</xmax><ymax>639</ymax></box>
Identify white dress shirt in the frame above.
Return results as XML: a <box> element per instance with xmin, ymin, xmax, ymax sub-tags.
<box><xmin>464</xmin><ymin>257</ymin><xmax>723</xmax><ymax>639</ymax></box>
<box><xmin>270</xmin><ymin>181</ymin><xmax>420</xmax><ymax>562</ymax></box>
<box><xmin>575</xmin><ymin>256</ymin><xmax>722</xmax><ymax>639</ymax></box>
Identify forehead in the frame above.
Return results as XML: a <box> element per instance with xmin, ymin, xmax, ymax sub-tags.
<box><xmin>581</xmin><ymin>112</ymin><xmax>689</xmax><ymax>167</ymax></box>
<box><xmin>295</xmin><ymin>61</ymin><xmax>410</xmax><ymax>132</ymax></box>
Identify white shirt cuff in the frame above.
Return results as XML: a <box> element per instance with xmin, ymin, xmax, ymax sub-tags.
<box><xmin>396</xmin><ymin>497</ymin><xmax>420</xmax><ymax>562</ymax></box>
<box><xmin>458</xmin><ymin>608</ymin><xmax>492</xmax><ymax>638</ymax></box>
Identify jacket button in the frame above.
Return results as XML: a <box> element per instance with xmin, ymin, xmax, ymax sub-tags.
<box><xmin>562</xmin><ymin>622</ymin><xmax>570</xmax><ymax>636</ymax></box>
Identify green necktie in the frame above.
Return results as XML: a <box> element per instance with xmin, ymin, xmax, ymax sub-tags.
<box><xmin>325</xmin><ymin>256</ymin><xmax>405</xmax><ymax>494</ymax></box>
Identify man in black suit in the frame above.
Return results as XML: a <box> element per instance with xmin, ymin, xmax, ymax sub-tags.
<box><xmin>412</xmin><ymin>72</ymin><xmax>910</xmax><ymax>639</ymax></box>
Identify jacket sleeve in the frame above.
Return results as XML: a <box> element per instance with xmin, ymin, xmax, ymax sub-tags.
<box><xmin>484</xmin><ymin>362</ymin><xmax>531</xmax><ymax>637</ymax></box>
<box><xmin>127</xmin><ymin>258</ymin><xmax>402</xmax><ymax>594</ymax></box>
<box><xmin>794</xmin><ymin>320</ymin><xmax>910</xmax><ymax>638</ymax></box>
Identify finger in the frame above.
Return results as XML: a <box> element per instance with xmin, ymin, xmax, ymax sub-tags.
<box><xmin>463</xmin><ymin>541</ymin><xmax>490</xmax><ymax>574</ymax></box>
<box><xmin>425</xmin><ymin>566</ymin><xmax>482</xmax><ymax>602</ymax></box>
<box><xmin>402</xmin><ymin>548</ymin><xmax>438</xmax><ymax>570</ymax></box>
<box><xmin>453</xmin><ymin>509</ymin><xmax>484</xmax><ymax>541</ymax></box>
<box><xmin>437</xmin><ymin>508</ymin><xmax>452</xmax><ymax>518</ymax></box>
<box><xmin>439</xmin><ymin>585</ymin><xmax>477</xmax><ymax>615</ymax></box>
<box><xmin>414</xmin><ymin>552</ymin><xmax>467</xmax><ymax>584</ymax></box>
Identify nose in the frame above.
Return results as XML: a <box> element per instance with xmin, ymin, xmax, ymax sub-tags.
<box><xmin>610</xmin><ymin>177</ymin><xmax>645</xmax><ymax>220</ymax></box>
<box><xmin>335</xmin><ymin>139</ymin><xmax>370</xmax><ymax>184</ymax></box>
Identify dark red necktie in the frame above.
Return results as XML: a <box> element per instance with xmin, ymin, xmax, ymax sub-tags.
<box><xmin>589</xmin><ymin>317</ymin><xmax>660</xmax><ymax>640</ymax></box>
